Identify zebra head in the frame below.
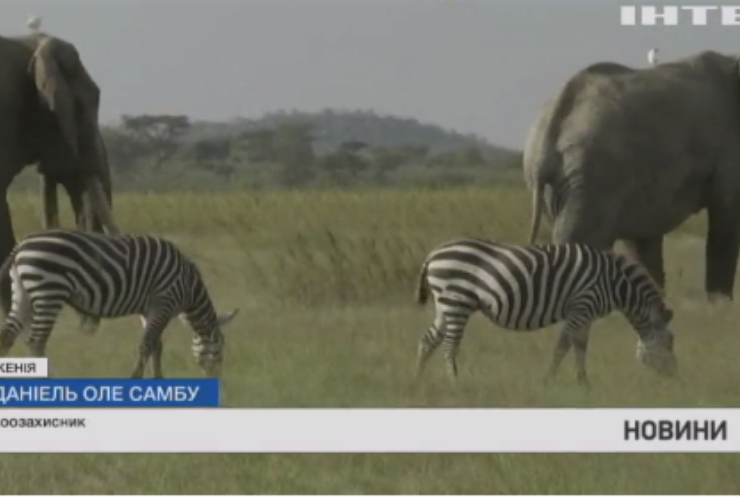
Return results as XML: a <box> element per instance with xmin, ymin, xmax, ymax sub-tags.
<box><xmin>635</xmin><ymin>304</ymin><xmax>677</xmax><ymax>377</ymax></box>
<box><xmin>614</xmin><ymin>255</ymin><xmax>678</xmax><ymax>377</ymax></box>
<box><xmin>191</xmin><ymin>308</ymin><xmax>240</xmax><ymax>378</ymax></box>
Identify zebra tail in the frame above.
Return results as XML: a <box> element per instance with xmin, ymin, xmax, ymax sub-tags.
<box><xmin>0</xmin><ymin>243</ymin><xmax>20</xmax><ymax>316</ymax></box>
<box><xmin>415</xmin><ymin>260</ymin><xmax>430</xmax><ymax>305</ymax></box>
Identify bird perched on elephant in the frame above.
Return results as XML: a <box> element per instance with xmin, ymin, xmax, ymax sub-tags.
<box><xmin>524</xmin><ymin>51</ymin><xmax>740</xmax><ymax>303</ymax></box>
<box><xmin>0</xmin><ymin>31</ymin><xmax>119</xmax><ymax>306</ymax></box>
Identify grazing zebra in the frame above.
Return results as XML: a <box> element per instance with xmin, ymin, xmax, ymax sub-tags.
<box><xmin>0</xmin><ymin>229</ymin><xmax>239</xmax><ymax>378</ymax></box>
<box><xmin>414</xmin><ymin>238</ymin><xmax>677</xmax><ymax>386</ymax></box>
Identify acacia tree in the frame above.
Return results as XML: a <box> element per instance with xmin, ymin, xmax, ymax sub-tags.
<box><xmin>120</xmin><ymin>114</ymin><xmax>191</xmax><ymax>169</ymax></box>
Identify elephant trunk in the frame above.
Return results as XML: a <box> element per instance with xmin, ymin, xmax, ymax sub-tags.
<box><xmin>93</xmin><ymin>128</ymin><xmax>113</xmax><ymax>205</ymax></box>
<box><xmin>75</xmin><ymin>110</ymin><xmax>117</xmax><ymax>235</ymax></box>
<box><xmin>87</xmin><ymin>129</ymin><xmax>118</xmax><ymax>235</ymax></box>
<box><xmin>85</xmin><ymin>177</ymin><xmax>119</xmax><ymax>235</ymax></box>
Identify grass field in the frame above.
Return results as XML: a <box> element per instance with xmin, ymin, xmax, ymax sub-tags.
<box><xmin>1</xmin><ymin>184</ymin><xmax>739</xmax><ymax>494</ymax></box>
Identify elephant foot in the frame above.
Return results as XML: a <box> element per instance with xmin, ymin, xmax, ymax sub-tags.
<box><xmin>707</xmin><ymin>292</ymin><xmax>733</xmax><ymax>305</ymax></box>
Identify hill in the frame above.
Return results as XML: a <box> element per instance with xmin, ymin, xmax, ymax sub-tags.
<box><xmin>183</xmin><ymin>108</ymin><xmax>514</xmax><ymax>160</ymax></box>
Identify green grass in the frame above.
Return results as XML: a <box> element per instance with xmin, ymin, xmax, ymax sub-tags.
<box><xmin>0</xmin><ymin>185</ymin><xmax>738</xmax><ymax>494</ymax></box>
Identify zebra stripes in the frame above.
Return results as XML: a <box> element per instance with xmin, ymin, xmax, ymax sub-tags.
<box><xmin>0</xmin><ymin>229</ymin><xmax>239</xmax><ymax>378</ymax></box>
<box><xmin>414</xmin><ymin>238</ymin><xmax>677</xmax><ymax>386</ymax></box>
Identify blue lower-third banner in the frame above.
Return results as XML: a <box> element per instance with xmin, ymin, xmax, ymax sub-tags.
<box><xmin>0</xmin><ymin>379</ymin><xmax>220</xmax><ymax>407</ymax></box>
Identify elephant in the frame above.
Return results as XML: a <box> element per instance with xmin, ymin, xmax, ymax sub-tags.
<box><xmin>0</xmin><ymin>32</ymin><xmax>119</xmax><ymax>306</ymax></box>
<box><xmin>523</xmin><ymin>51</ymin><xmax>740</xmax><ymax>303</ymax></box>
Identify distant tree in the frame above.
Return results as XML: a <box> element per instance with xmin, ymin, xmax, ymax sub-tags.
<box><xmin>339</xmin><ymin>140</ymin><xmax>369</xmax><ymax>154</ymax></box>
<box><xmin>198</xmin><ymin>163</ymin><xmax>236</xmax><ymax>180</ymax></box>
<box><xmin>121</xmin><ymin>114</ymin><xmax>191</xmax><ymax>169</ymax></box>
<box><xmin>101</xmin><ymin>127</ymin><xmax>148</xmax><ymax>173</ymax></box>
<box><xmin>456</xmin><ymin>145</ymin><xmax>486</xmax><ymax>167</ymax></box>
<box><xmin>271</xmin><ymin>122</ymin><xmax>316</xmax><ymax>186</ymax></box>
<box><xmin>189</xmin><ymin>137</ymin><xmax>232</xmax><ymax>165</ymax></box>
<box><xmin>369</xmin><ymin>147</ymin><xmax>407</xmax><ymax>184</ymax></box>
<box><xmin>194</xmin><ymin>108</ymin><xmax>512</xmax><ymax>158</ymax></box>
<box><xmin>318</xmin><ymin>140</ymin><xmax>370</xmax><ymax>185</ymax></box>
<box><xmin>497</xmin><ymin>151</ymin><xmax>523</xmax><ymax>170</ymax></box>
<box><xmin>395</xmin><ymin>144</ymin><xmax>428</xmax><ymax>164</ymax></box>
<box><xmin>240</xmin><ymin>129</ymin><xmax>275</xmax><ymax>162</ymax></box>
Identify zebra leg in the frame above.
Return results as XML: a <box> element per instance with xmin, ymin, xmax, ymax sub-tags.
<box><xmin>415</xmin><ymin>314</ymin><xmax>446</xmax><ymax>379</ymax></box>
<box><xmin>25</xmin><ymin>300</ymin><xmax>63</xmax><ymax>369</ymax></box>
<box><xmin>151</xmin><ymin>339</ymin><xmax>165</xmax><ymax>379</ymax></box>
<box><xmin>545</xmin><ymin>326</ymin><xmax>574</xmax><ymax>383</ymax></box>
<box><xmin>0</xmin><ymin>281</ymin><xmax>33</xmax><ymax>357</ymax></box>
<box><xmin>131</xmin><ymin>312</ymin><xmax>170</xmax><ymax>379</ymax></box>
<box><xmin>78</xmin><ymin>314</ymin><xmax>101</xmax><ymax>335</ymax></box>
<box><xmin>142</xmin><ymin>314</ymin><xmax>167</xmax><ymax>378</ymax></box>
<box><xmin>441</xmin><ymin>312</ymin><xmax>471</xmax><ymax>382</ymax></box>
<box><xmin>570</xmin><ymin>325</ymin><xmax>592</xmax><ymax>388</ymax></box>
<box><xmin>0</xmin><ymin>323</ymin><xmax>18</xmax><ymax>357</ymax></box>
<box><xmin>74</xmin><ymin>299</ymin><xmax>100</xmax><ymax>335</ymax></box>
<box><xmin>0</xmin><ymin>315</ymin><xmax>25</xmax><ymax>357</ymax></box>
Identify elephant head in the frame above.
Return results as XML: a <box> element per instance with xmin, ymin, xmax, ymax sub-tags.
<box><xmin>27</xmin><ymin>35</ymin><xmax>119</xmax><ymax>235</ymax></box>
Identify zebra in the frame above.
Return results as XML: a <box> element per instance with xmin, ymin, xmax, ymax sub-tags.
<box><xmin>414</xmin><ymin>238</ymin><xmax>677</xmax><ymax>386</ymax></box>
<box><xmin>0</xmin><ymin>229</ymin><xmax>239</xmax><ymax>378</ymax></box>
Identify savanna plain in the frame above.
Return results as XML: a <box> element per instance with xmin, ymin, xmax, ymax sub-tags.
<box><xmin>1</xmin><ymin>184</ymin><xmax>739</xmax><ymax>494</ymax></box>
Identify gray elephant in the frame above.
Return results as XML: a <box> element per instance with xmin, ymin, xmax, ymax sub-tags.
<box><xmin>524</xmin><ymin>52</ymin><xmax>740</xmax><ymax>302</ymax></box>
<box><xmin>0</xmin><ymin>32</ymin><xmax>119</xmax><ymax>304</ymax></box>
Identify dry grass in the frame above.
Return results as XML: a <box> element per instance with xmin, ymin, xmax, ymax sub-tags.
<box><xmin>0</xmin><ymin>185</ymin><xmax>738</xmax><ymax>494</ymax></box>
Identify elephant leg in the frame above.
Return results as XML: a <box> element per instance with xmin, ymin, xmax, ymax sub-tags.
<box><xmin>616</xmin><ymin>237</ymin><xmax>665</xmax><ymax>292</ymax></box>
<box><xmin>705</xmin><ymin>198</ymin><xmax>740</xmax><ymax>302</ymax></box>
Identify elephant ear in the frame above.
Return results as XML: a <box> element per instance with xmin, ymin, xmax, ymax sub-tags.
<box><xmin>28</xmin><ymin>37</ymin><xmax>79</xmax><ymax>160</ymax></box>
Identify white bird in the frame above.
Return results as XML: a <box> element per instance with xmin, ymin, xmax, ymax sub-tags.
<box><xmin>27</xmin><ymin>15</ymin><xmax>42</xmax><ymax>32</ymax></box>
<box><xmin>648</xmin><ymin>48</ymin><xmax>659</xmax><ymax>66</ymax></box>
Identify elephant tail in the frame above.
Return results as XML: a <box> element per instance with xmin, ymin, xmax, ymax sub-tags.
<box><xmin>528</xmin><ymin>179</ymin><xmax>546</xmax><ymax>244</ymax></box>
<box><xmin>526</xmin><ymin>68</ymin><xmax>598</xmax><ymax>245</ymax></box>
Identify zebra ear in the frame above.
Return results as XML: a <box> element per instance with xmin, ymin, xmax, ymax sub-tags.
<box><xmin>663</xmin><ymin>308</ymin><xmax>674</xmax><ymax>324</ymax></box>
<box><xmin>649</xmin><ymin>305</ymin><xmax>673</xmax><ymax>326</ymax></box>
<box><xmin>654</xmin><ymin>306</ymin><xmax>673</xmax><ymax>325</ymax></box>
<box><xmin>217</xmin><ymin>308</ymin><xmax>239</xmax><ymax>328</ymax></box>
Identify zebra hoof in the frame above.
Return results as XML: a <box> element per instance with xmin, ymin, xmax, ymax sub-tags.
<box><xmin>79</xmin><ymin>319</ymin><xmax>100</xmax><ymax>335</ymax></box>
<box><xmin>542</xmin><ymin>372</ymin><xmax>557</xmax><ymax>386</ymax></box>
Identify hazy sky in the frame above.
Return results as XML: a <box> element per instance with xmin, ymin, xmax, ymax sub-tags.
<box><xmin>4</xmin><ymin>0</ymin><xmax>740</xmax><ymax>148</ymax></box>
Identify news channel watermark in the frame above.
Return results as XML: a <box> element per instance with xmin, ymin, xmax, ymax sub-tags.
<box><xmin>621</xmin><ymin>5</ymin><xmax>740</xmax><ymax>26</ymax></box>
